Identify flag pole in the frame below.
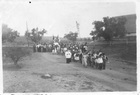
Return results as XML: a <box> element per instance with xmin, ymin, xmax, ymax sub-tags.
<box><xmin>26</xmin><ymin>21</ymin><xmax>30</xmax><ymax>47</ymax></box>
<box><xmin>76</xmin><ymin>21</ymin><xmax>80</xmax><ymax>38</ymax></box>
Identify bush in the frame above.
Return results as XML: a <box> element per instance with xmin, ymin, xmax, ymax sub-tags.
<box><xmin>3</xmin><ymin>47</ymin><xmax>32</xmax><ymax>66</ymax></box>
<box><xmin>121</xmin><ymin>43</ymin><xmax>136</xmax><ymax>62</ymax></box>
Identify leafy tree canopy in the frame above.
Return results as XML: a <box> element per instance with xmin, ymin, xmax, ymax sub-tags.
<box><xmin>64</xmin><ymin>32</ymin><xmax>78</xmax><ymax>43</ymax></box>
<box><xmin>25</xmin><ymin>27</ymin><xmax>47</xmax><ymax>44</ymax></box>
<box><xmin>2</xmin><ymin>24</ymin><xmax>20</xmax><ymax>43</ymax></box>
<box><xmin>90</xmin><ymin>16</ymin><xmax>127</xmax><ymax>41</ymax></box>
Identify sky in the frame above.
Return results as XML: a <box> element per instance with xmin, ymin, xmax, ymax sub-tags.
<box><xmin>0</xmin><ymin>0</ymin><xmax>136</xmax><ymax>37</ymax></box>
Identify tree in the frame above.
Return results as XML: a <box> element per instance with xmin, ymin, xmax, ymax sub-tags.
<box><xmin>90</xmin><ymin>16</ymin><xmax>127</xmax><ymax>43</ymax></box>
<box><xmin>25</xmin><ymin>30</ymin><xmax>30</xmax><ymax>46</ymax></box>
<box><xmin>2</xmin><ymin>24</ymin><xmax>20</xmax><ymax>43</ymax></box>
<box><xmin>25</xmin><ymin>27</ymin><xmax>47</xmax><ymax>44</ymax></box>
<box><xmin>53</xmin><ymin>35</ymin><xmax>60</xmax><ymax>43</ymax></box>
<box><xmin>4</xmin><ymin>47</ymin><xmax>31</xmax><ymax>66</ymax></box>
<box><xmin>64</xmin><ymin>32</ymin><xmax>78</xmax><ymax>43</ymax></box>
<box><xmin>90</xmin><ymin>21</ymin><xmax>104</xmax><ymax>41</ymax></box>
<box><xmin>113</xmin><ymin>16</ymin><xmax>127</xmax><ymax>37</ymax></box>
<box><xmin>2</xmin><ymin>24</ymin><xmax>31</xmax><ymax>67</ymax></box>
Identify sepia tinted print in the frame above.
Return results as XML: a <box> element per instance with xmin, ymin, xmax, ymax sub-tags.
<box><xmin>2</xmin><ymin>1</ymin><xmax>136</xmax><ymax>93</ymax></box>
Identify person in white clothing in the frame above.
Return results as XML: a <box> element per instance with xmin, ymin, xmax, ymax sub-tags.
<box><xmin>65</xmin><ymin>50</ymin><xmax>72</xmax><ymax>63</ymax></box>
<box><xmin>95</xmin><ymin>55</ymin><xmax>103</xmax><ymax>70</ymax></box>
<box><xmin>74</xmin><ymin>53</ymin><xmax>79</xmax><ymax>62</ymax></box>
<box><xmin>91</xmin><ymin>52</ymin><xmax>97</xmax><ymax>68</ymax></box>
<box><xmin>82</xmin><ymin>53</ymin><xmax>88</xmax><ymax>67</ymax></box>
<box><xmin>63</xmin><ymin>47</ymin><xmax>67</xmax><ymax>53</ymax></box>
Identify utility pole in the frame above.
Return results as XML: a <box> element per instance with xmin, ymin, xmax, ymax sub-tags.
<box><xmin>26</xmin><ymin>21</ymin><xmax>30</xmax><ymax>47</ymax></box>
<box><xmin>76</xmin><ymin>21</ymin><xmax>80</xmax><ymax>38</ymax></box>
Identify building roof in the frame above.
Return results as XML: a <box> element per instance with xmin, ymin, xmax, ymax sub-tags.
<box><xmin>114</xmin><ymin>14</ymin><xmax>136</xmax><ymax>34</ymax></box>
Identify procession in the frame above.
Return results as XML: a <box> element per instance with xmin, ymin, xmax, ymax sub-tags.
<box><xmin>32</xmin><ymin>37</ymin><xmax>109</xmax><ymax>70</ymax></box>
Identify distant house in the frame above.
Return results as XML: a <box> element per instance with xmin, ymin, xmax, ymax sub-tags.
<box><xmin>114</xmin><ymin>14</ymin><xmax>136</xmax><ymax>33</ymax></box>
<box><xmin>124</xmin><ymin>14</ymin><xmax>136</xmax><ymax>41</ymax></box>
<box><xmin>124</xmin><ymin>14</ymin><xmax>136</xmax><ymax>34</ymax></box>
<box><xmin>115</xmin><ymin>14</ymin><xmax>136</xmax><ymax>41</ymax></box>
<box><xmin>125</xmin><ymin>14</ymin><xmax>136</xmax><ymax>41</ymax></box>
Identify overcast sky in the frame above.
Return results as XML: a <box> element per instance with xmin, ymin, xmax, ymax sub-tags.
<box><xmin>0</xmin><ymin>0</ymin><xmax>136</xmax><ymax>37</ymax></box>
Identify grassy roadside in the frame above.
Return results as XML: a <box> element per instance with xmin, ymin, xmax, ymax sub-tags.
<box><xmin>88</xmin><ymin>42</ymin><xmax>136</xmax><ymax>65</ymax></box>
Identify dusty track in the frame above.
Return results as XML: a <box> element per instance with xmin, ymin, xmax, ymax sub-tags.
<box><xmin>3</xmin><ymin>52</ymin><xmax>136</xmax><ymax>92</ymax></box>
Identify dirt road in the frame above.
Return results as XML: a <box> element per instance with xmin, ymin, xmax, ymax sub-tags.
<box><xmin>3</xmin><ymin>52</ymin><xmax>137</xmax><ymax>92</ymax></box>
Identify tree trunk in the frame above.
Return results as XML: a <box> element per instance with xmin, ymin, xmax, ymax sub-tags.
<box><xmin>109</xmin><ymin>41</ymin><xmax>111</xmax><ymax>46</ymax></box>
<box><xmin>14</xmin><ymin>60</ymin><xmax>18</xmax><ymax>65</ymax></box>
<box><xmin>26</xmin><ymin>38</ymin><xmax>29</xmax><ymax>47</ymax></box>
<box><xmin>126</xmin><ymin>37</ymin><xmax>128</xmax><ymax>45</ymax></box>
<box><xmin>109</xmin><ymin>40</ymin><xmax>112</xmax><ymax>46</ymax></box>
<box><xmin>14</xmin><ymin>61</ymin><xmax>21</xmax><ymax>68</ymax></box>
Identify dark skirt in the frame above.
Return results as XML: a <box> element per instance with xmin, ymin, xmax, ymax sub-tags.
<box><xmin>43</xmin><ymin>48</ymin><xmax>46</xmax><ymax>52</ymax></box>
<box><xmin>66</xmin><ymin>58</ymin><xmax>71</xmax><ymax>63</ymax></box>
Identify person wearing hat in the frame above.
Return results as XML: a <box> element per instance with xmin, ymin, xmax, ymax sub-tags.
<box><xmin>65</xmin><ymin>50</ymin><xmax>72</xmax><ymax>63</ymax></box>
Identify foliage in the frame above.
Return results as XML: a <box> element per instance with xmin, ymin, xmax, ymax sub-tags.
<box><xmin>64</xmin><ymin>32</ymin><xmax>78</xmax><ymax>43</ymax></box>
<box><xmin>2</xmin><ymin>24</ymin><xmax>20</xmax><ymax>43</ymax></box>
<box><xmin>25</xmin><ymin>27</ymin><xmax>47</xmax><ymax>44</ymax></box>
<box><xmin>90</xmin><ymin>16</ymin><xmax>127</xmax><ymax>41</ymax></box>
<box><xmin>3</xmin><ymin>47</ymin><xmax>31</xmax><ymax>65</ymax></box>
<box><xmin>2</xmin><ymin>24</ymin><xmax>32</xmax><ymax>66</ymax></box>
<box><xmin>53</xmin><ymin>35</ymin><xmax>60</xmax><ymax>43</ymax></box>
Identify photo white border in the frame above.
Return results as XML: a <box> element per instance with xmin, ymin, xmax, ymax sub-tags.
<box><xmin>0</xmin><ymin>0</ymin><xmax>139</xmax><ymax>95</ymax></box>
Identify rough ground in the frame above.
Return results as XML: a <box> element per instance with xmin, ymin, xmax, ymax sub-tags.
<box><xmin>3</xmin><ymin>52</ymin><xmax>137</xmax><ymax>93</ymax></box>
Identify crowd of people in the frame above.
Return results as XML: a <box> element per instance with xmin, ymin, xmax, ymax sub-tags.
<box><xmin>33</xmin><ymin>43</ymin><xmax>54</xmax><ymax>52</ymax></box>
<box><xmin>32</xmin><ymin>42</ymin><xmax>109</xmax><ymax>70</ymax></box>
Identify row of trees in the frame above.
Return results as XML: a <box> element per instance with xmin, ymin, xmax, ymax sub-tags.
<box><xmin>64</xmin><ymin>32</ymin><xmax>92</xmax><ymax>42</ymax></box>
<box><xmin>2</xmin><ymin>16</ymin><xmax>127</xmax><ymax>45</ymax></box>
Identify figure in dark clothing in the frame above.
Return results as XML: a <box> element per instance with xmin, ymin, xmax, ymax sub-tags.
<box><xmin>33</xmin><ymin>44</ymin><xmax>36</xmax><ymax>52</ymax></box>
<box><xmin>43</xmin><ymin>44</ymin><xmax>46</xmax><ymax>52</ymax></box>
<box><xmin>79</xmin><ymin>49</ymin><xmax>83</xmax><ymax>64</ymax></box>
<box><xmin>38</xmin><ymin>45</ymin><xmax>41</xmax><ymax>52</ymax></box>
<box><xmin>102</xmin><ymin>53</ymin><xmax>108</xmax><ymax>70</ymax></box>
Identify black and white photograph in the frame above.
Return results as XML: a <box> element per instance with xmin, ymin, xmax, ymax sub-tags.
<box><xmin>0</xmin><ymin>0</ymin><xmax>139</xmax><ymax>94</ymax></box>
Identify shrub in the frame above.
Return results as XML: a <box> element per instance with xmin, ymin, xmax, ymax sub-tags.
<box><xmin>3</xmin><ymin>47</ymin><xmax>32</xmax><ymax>66</ymax></box>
